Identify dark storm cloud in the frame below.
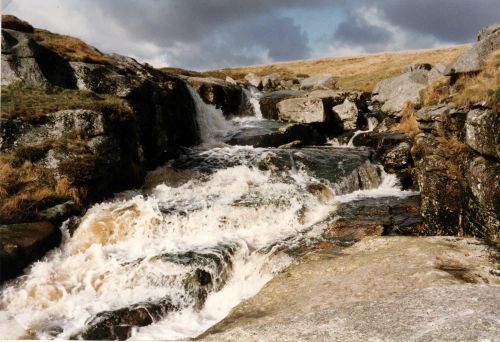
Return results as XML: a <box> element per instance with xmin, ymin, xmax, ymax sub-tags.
<box><xmin>377</xmin><ymin>0</ymin><xmax>500</xmax><ymax>43</ymax></box>
<box><xmin>89</xmin><ymin>0</ymin><xmax>326</xmax><ymax>68</ymax></box>
<box><xmin>331</xmin><ymin>0</ymin><xmax>500</xmax><ymax>52</ymax></box>
<box><xmin>335</xmin><ymin>16</ymin><xmax>392</xmax><ymax>45</ymax></box>
<box><xmin>7</xmin><ymin>0</ymin><xmax>499</xmax><ymax>68</ymax></box>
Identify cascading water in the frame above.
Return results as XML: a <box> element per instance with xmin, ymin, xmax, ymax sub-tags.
<box><xmin>0</xmin><ymin>87</ymin><xmax>415</xmax><ymax>341</ymax></box>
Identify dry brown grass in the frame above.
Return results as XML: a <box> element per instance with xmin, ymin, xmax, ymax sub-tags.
<box><xmin>203</xmin><ymin>45</ymin><xmax>469</xmax><ymax>91</ymax></box>
<box><xmin>0</xmin><ymin>149</ymin><xmax>86</xmax><ymax>221</ymax></box>
<box><xmin>394</xmin><ymin>101</ymin><xmax>420</xmax><ymax>136</ymax></box>
<box><xmin>421</xmin><ymin>49</ymin><xmax>500</xmax><ymax>108</ymax></box>
<box><xmin>33</xmin><ymin>28</ymin><xmax>110</xmax><ymax>64</ymax></box>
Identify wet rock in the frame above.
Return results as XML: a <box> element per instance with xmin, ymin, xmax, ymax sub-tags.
<box><xmin>259</xmin><ymin>90</ymin><xmax>304</xmax><ymax>120</ymax></box>
<box><xmin>227</xmin><ymin>122</ymin><xmax>328</xmax><ymax>148</ymax></box>
<box><xmin>332</xmin><ymin>99</ymin><xmax>358</xmax><ymax>130</ymax></box>
<box><xmin>299</xmin><ymin>74</ymin><xmax>336</xmax><ymax>90</ymax></box>
<box><xmin>372</xmin><ymin>66</ymin><xmax>442</xmax><ymax>115</ymax></box>
<box><xmin>187</xmin><ymin>77</ymin><xmax>243</xmax><ymax>116</ymax></box>
<box><xmin>465</xmin><ymin>108</ymin><xmax>499</xmax><ymax>159</ymax></box>
<box><xmin>78</xmin><ymin>245</ymin><xmax>237</xmax><ymax>340</ymax></box>
<box><xmin>78</xmin><ymin>298</ymin><xmax>179</xmax><ymax>340</ymax></box>
<box><xmin>444</xmin><ymin>22</ymin><xmax>500</xmax><ymax>75</ymax></box>
<box><xmin>0</xmin><ymin>221</ymin><xmax>61</xmax><ymax>283</ymax></box>
<box><xmin>37</xmin><ymin>201</ymin><xmax>81</xmax><ymax>224</ymax></box>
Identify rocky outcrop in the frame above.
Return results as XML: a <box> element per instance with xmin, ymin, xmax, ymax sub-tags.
<box><xmin>444</xmin><ymin>22</ymin><xmax>500</xmax><ymax>75</ymax></box>
<box><xmin>277</xmin><ymin>97</ymin><xmax>325</xmax><ymax>123</ymax></box>
<box><xmin>332</xmin><ymin>99</ymin><xmax>358</xmax><ymax>130</ymax></box>
<box><xmin>276</xmin><ymin>90</ymin><xmax>368</xmax><ymax>132</ymax></box>
<box><xmin>411</xmin><ymin>104</ymin><xmax>499</xmax><ymax>242</ymax></box>
<box><xmin>0</xmin><ymin>221</ymin><xmax>61</xmax><ymax>282</ymax></box>
<box><xmin>372</xmin><ymin>65</ymin><xmax>442</xmax><ymax>115</ymax></box>
<box><xmin>1</xmin><ymin>28</ymin><xmax>76</xmax><ymax>88</ymax></box>
<box><xmin>465</xmin><ymin>108</ymin><xmax>499</xmax><ymax>158</ymax></box>
<box><xmin>299</xmin><ymin>74</ymin><xmax>336</xmax><ymax>90</ymax></box>
<box><xmin>187</xmin><ymin>77</ymin><xmax>244</xmax><ymax>117</ymax></box>
<box><xmin>259</xmin><ymin>90</ymin><xmax>304</xmax><ymax>120</ymax></box>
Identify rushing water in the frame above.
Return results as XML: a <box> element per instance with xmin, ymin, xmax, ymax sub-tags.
<box><xmin>0</xmin><ymin>86</ymin><xmax>415</xmax><ymax>340</ymax></box>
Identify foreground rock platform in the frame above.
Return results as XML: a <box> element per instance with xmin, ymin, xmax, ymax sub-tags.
<box><xmin>198</xmin><ymin>236</ymin><xmax>500</xmax><ymax>341</ymax></box>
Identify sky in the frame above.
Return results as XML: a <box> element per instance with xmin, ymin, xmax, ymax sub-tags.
<box><xmin>3</xmin><ymin>0</ymin><xmax>499</xmax><ymax>70</ymax></box>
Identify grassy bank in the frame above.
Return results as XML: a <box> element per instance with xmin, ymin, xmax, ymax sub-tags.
<box><xmin>202</xmin><ymin>45</ymin><xmax>469</xmax><ymax>91</ymax></box>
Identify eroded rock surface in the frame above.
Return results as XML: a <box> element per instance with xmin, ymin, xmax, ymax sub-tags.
<box><xmin>199</xmin><ymin>236</ymin><xmax>500</xmax><ymax>341</ymax></box>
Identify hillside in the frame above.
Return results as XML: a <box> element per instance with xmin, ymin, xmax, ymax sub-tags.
<box><xmin>201</xmin><ymin>45</ymin><xmax>470</xmax><ymax>91</ymax></box>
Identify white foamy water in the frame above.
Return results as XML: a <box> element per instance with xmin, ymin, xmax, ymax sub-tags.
<box><xmin>0</xmin><ymin>164</ymin><xmax>336</xmax><ymax>340</ymax></box>
<box><xmin>327</xmin><ymin>116</ymin><xmax>378</xmax><ymax>147</ymax></box>
<box><xmin>244</xmin><ymin>87</ymin><xmax>263</xmax><ymax>119</ymax></box>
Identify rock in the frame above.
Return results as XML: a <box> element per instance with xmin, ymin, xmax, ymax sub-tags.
<box><xmin>198</xmin><ymin>236</ymin><xmax>500</xmax><ymax>341</ymax></box>
<box><xmin>382</xmin><ymin>141</ymin><xmax>413</xmax><ymax>171</ymax></box>
<box><xmin>37</xmin><ymin>201</ymin><xmax>80</xmax><ymax>223</ymax></box>
<box><xmin>78</xmin><ymin>298</ymin><xmax>179</xmax><ymax>340</ymax></box>
<box><xmin>187</xmin><ymin>77</ymin><xmax>243</xmax><ymax>116</ymax></box>
<box><xmin>260</xmin><ymin>73</ymin><xmax>279</xmax><ymax>90</ymax></box>
<box><xmin>465</xmin><ymin>108</ymin><xmax>499</xmax><ymax>158</ymax></box>
<box><xmin>227</xmin><ymin>121</ymin><xmax>328</xmax><ymax>148</ymax></box>
<box><xmin>225</xmin><ymin>76</ymin><xmax>236</xmax><ymax>84</ymax></box>
<box><xmin>259</xmin><ymin>90</ymin><xmax>304</xmax><ymax>120</ymax></box>
<box><xmin>401</xmin><ymin>63</ymin><xmax>432</xmax><ymax>73</ymax></box>
<box><xmin>276</xmin><ymin>90</ymin><xmax>368</xmax><ymax>129</ymax></box>
<box><xmin>462</xmin><ymin>156</ymin><xmax>500</xmax><ymax>240</ymax></box>
<box><xmin>352</xmin><ymin>131</ymin><xmax>414</xmax><ymax>188</ymax></box>
<box><xmin>307</xmin><ymin>89</ymin><xmax>369</xmax><ymax>125</ymax></box>
<box><xmin>0</xmin><ymin>221</ymin><xmax>61</xmax><ymax>283</ymax></box>
<box><xmin>1</xmin><ymin>28</ymin><xmax>76</xmax><ymax>87</ymax></box>
<box><xmin>411</xmin><ymin>106</ymin><xmax>499</xmax><ymax>242</ymax></box>
<box><xmin>244</xmin><ymin>73</ymin><xmax>262</xmax><ymax>89</ymax></box>
<box><xmin>332</xmin><ymin>99</ymin><xmax>358</xmax><ymax>130</ymax></box>
<box><xmin>478</xmin><ymin>22</ymin><xmax>500</xmax><ymax>41</ymax></box>
<box><xmin>444</xmin><ymin>22</ymin><xmax>500</xmax><ymax>75</ymax></box>
<box><xmin>415</xmin><ymin>103</ymin><xmax>468</xmax><ymax>138</ymax></box>
<box><xmin>277</xmin><ymin>97</ymin><xmax>325</xmax><ymax>123</ymax></box>
<box><xmin>322</xmin><ymin>195</ymin><xmax>423</xmax><ymax>241</ymax></box>
<box><xmin>372</xmin><ymin>67</ymin><xmax>442</xmax><ymax>114</ymax></box>
<box><xmin>299</xmin><ymin>74</ymin><xmax>336</xmax><ymax>90</ymax></box>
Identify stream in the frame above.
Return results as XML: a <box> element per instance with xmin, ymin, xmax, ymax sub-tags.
<box><xmin>0</xmin><ymin>86</ymin><xmax>415</xmax><ymax>340</ymax></box>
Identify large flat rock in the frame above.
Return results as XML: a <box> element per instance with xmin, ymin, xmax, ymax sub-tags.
<box><xmin>198</xmin><ymin>236</ymin><xmax>500</xmax><ymax>341</ymax></box>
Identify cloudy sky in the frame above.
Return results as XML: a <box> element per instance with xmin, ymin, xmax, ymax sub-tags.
<box><xmin>3</xmin><ymin>0</ymin><xmax>499</xmax><ymax>70</ymax></box>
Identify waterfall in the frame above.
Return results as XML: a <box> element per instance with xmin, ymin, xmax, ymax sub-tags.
<box><xmin>187</xmin><ymin>85</ymin><xmax>232</xmax><ymax>143</ymax></box>
<box><xmin>248</xmin><ymin>87</ymin><xmax>263</xmax><ymax>119</ymax></box>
